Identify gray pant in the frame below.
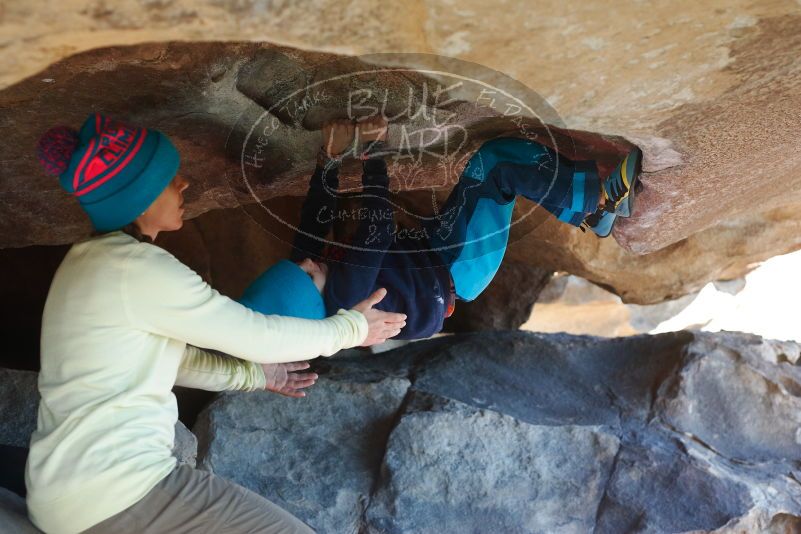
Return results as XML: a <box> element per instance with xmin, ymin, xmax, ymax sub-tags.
<box><xmin>82</xmin><ymin>465</ymin><xmax>314</xmax><ymax>534</ymax></box>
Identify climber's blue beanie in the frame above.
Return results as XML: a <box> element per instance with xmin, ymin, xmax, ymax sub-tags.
<box><xmin>238</xmin><ymin>259</ymin><xmax>326</xmax><ymax>320</ymax></box>
<box><xmin>36</xmin><ymin>113</ymin><xmax>180</xmax><ymax>232</ymax></box>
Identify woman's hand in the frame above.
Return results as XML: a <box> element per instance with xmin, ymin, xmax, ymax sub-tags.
<box><xmin>352</xmin><ymin>288</ymin><xmax>407</xmax><ymax>346</ymax></box>
<box><xmin>260</xmin><ymin>361</ymin><xmax>319</xmax><ymax>398</ymax></box>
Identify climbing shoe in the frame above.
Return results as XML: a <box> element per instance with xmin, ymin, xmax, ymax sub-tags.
<box><xmin>602</xmin><ymin>146</ymin><xmax>643</xmax><ymax>218</ymax></box>
<box><xmin>580</xmin><ymin>206</ymin><xmax>617</xmax><ymax>238</ymax></box>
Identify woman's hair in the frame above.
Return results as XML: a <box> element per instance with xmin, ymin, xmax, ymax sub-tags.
<box><xmin>91</xmin><ymin>222</ymin><xmax>152</xmax><ymax>244</ymax></box>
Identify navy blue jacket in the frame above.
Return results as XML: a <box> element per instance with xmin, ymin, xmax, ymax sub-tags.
<box><xmin>290</xmin><ymin>158</ymin><xmax>451</xmax><ymax>339</ymax></box>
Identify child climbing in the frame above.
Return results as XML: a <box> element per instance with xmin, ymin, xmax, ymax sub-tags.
<box><xmin>239</xmin><ymin>117</ymin><xmax>643</xmax><ymax>339</ymax></box>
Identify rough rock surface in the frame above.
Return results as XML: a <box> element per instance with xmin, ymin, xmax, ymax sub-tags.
<box><xmin>0</xmin><ymin>13</ymin><xmax>801</xmax><ymax>303</ymax></box>
<box><xmin>0</xmin><ymin>487</ymin><xmax>40</xmax><ymax>533</ymax></box>
<box><xmin>0</xmin><ymin>368</ymin><xmax>199</xmax><ymax>532</ymax></box>
<box><xmin>366</xmin><ymin>394</ymin><xmax>620</xmax><ymax>534</ymax></box>
<box><xmin>172</xmin><ymin>419</ymin><xmax>199</xmax><ymax>468</ymax></box>
<box><xmin>195</xmin><ymin>377</ymin><xmax>410</xmax><ymax>534</ymax></box>
<box><xmin>0</xmin><ymin>41</ymin><xmax>628</xmax><ymax>250</ymax></box>
<box><xmin>0</xmin><ymin>369</ymin><xmax>39</xmax><ymax>448</ymax></box>
<box><xmin>0</xmin><ymin>369</ymin><xmax>199</xmax><ymax>466</ymax></box>
<box><xmin>195</xmin><ymin>330</ymin><xmax>801</xmax><ymax>533</ymax></box>
<box><xmin>2</xmin><ymin>4</ymin><xmax>801</xmax><ymax>303</ymax></box>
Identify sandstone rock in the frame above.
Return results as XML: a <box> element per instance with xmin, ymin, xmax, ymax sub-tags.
<box><xmin>0</xmin><ymin>42</ymin><xmax>566</xmax><ymax>248</ymax></box>
<box><xmin>2</xmin><ymin>29</ymin><xmax>801</xmax><ymax>304</ymax></box>
<box><xmin>709</xmin><ymin>508</ymin><xmax>801</xmax><ymax>533</ymax></box>
<box><xmin>2</xmin><ymin>2</ymin><xmax>801</xmax><ymax>307</ymax></box>
<box><xmin>195</xmin><ymin>376</ymin><xmax>410</xmax><ymax>534</ymax></box>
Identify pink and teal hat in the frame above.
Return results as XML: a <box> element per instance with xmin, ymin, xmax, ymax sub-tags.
<box><xmin>36</xmin><ymin>113</ymin><xmax>180</xmax><ymax>231</ymax></box>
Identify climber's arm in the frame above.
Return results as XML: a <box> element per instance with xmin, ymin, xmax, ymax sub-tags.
<box><xmin>291</xmin><ymin>119</ymin><xmax>357</xmax><ymax>262</ymax></box>
<box><xmin>290</xmin><ymin>160</ymin><xmax>340</xmax><ymax>262</ymax></box>
<box><xmin>324</xmin><ymin>149</ymin><xmax>394</xmax><ymax>311</ymax></box>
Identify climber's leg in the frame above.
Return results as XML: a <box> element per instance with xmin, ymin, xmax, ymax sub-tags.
<box><xmin>601</xmin><ymin>146</ymin><xmax>644</xmax><ymax>217</ymax></box>
<box><xmin>424</xmin><ymin>137</ymin><xmax>601</xmax><ymax>301</ymax></box>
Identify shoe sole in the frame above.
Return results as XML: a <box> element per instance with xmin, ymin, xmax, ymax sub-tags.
<box><xmin>616</xmin><ymin>147</ymin><xmax>643</xmax><ymax>217</ymax></box>
<box><xmin>589</xmin><ymin>211</ymin><xmax>618</xmax><ymax>238</ymax></box>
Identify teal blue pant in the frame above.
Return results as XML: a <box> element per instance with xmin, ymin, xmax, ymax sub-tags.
<box><xmin>425</xmin><ymin>138</ymin><xmax>601</xmax><ymax>301</ymax></box>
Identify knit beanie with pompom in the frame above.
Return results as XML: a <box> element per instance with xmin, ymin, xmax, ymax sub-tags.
<box><xmin>36</xmin><ymin>113</ymin><xmax>180</xmax><ymax>232</ymax></box>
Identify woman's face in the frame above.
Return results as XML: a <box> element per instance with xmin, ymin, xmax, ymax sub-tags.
<box><xmin>135</xmin><ymin>174</ymin><xmax>189</xmax><ymax>240</ymax></box>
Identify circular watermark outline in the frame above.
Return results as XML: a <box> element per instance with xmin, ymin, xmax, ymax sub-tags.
<box><xmin>226</xmin><ymin>53</ymin><xmax>571</xmax><ymax>264</ymax></box>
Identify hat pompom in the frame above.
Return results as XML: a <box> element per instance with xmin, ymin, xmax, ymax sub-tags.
<box><xmin>36</xmin><ymin>126</ymin><xmax>80</xmax><ymax>176</ymax></box>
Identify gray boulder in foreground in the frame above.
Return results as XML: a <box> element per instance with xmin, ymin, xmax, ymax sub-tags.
<box><xmin>0</xmin><ymin>368</ymin><xmax>198</xmax><ymax>468</ymax></box>
<box><xmin>195</xmin><ymin>331</ymin><xmax>801</xmax><ymax>533</ymax></box>
<box><xmin>366</xmin><ymin>393</ymin><xmax>620</xmax><ymax>534</ymax></box>
<box><xmin>0</xmin><ymin>368</ymin><xmax>199</xmax><ymax>532</ymax></box>
<box><xmin>195</xmin><ymin>376</ymin><xmax>410</xmax><ymax>534</ymax></box>
<box><xmin>172</xmin><ymin>420</ymin><xmax>199</xmax><ymax>468</ymax></box>
<box><xmin>0</xmin><ymin>487</ymin><xmax>41</xmax><ymax>533</ymax></box>
<box><xmin>0</xmin><ymin>368</ymin><xmax>38</xmax><ymax>448</ymax></box>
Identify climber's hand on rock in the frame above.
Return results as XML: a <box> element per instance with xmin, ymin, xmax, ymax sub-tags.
<box><xmin>321</xmin><ymin>119</ymin><xmax>356</xmax><ymax>158</ymax></box>
<box><xmin>260</xmin><ymin>361</ymin><xmax>318</xmax><ymax>398</ymax></box>
<box><xmin>352</xmin><ymin>288</ymin><xmax>406</xmax><ymax>346</ymax></box>
<box><xmin>356</xmin><ymin>116</ymin><xmax>388</xmax><ymax>143</ymax></box>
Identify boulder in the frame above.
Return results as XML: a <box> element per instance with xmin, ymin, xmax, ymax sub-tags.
<box><xmin>0</xmin><ymin>369</ymin><xmax>38</xmax><ymax>448</ymax></box>
<box><xmin>0</xmin><ymin>368</ymin><xmax>198</xmax><ymax>466</ymax></box>
<box><xmin>2</xmin><ymin>9</ymin><xmax>801</xmax><ymax>304</ymax></box>
<box><xmin>366</xmin><ymin>392</ymin><xmax>620</xmax><ymax>533</ymax></box>
<box><xmin>0</xmin><ymin>487</ymin><xmax>40</xmax><ymax>534</ymax></box>
<box><xmin>172</xmin><ymin>419</ymin><xmax>199</xmax><ymax>468</ymax></box>
<box><xmin>195</xmin><ymin>376</ymin><xmax>410</xmax><ymax>534</ymax></box>
<box><xmin>593</xmin><ymin>438</ymin><xmax>751</xmax><ymax>533</ymax></box>
<box><xmin>657</xmin><ymin>334</ymin><xmax>801</xmax><ymax>464</ymax></box>
<box><xmin>194</xmin><ymin>330</ymin><xmax>801</xmax><ymax>532</ymax></box>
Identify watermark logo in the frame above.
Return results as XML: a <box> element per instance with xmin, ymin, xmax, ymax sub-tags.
<box><xmin>226</xmin><ymin>53</ymin><xmax>570</xmax><ymax>270</ymax></box>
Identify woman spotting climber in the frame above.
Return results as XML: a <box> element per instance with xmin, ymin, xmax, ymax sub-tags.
<box><xmin>239</xmin><ymin>116</ymin><xmax>643</xmax><ymax>339</ymax></box>
<box><xmin>28</xmin><ymin>113</ymin><xmax>407</xmax><ymax>534</ymax></box>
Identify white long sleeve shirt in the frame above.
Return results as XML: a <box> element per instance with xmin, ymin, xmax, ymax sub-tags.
<box><xmin>25</xmin><ymin>230</ymin><xmax>367</xmax><ymax>534</ymax></box>
<box><xmin>176</xmin><ymin>344</ymin><xmax>268</xmax><ymax>392</ymax></box>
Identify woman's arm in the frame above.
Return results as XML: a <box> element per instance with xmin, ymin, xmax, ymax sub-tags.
<box><xmin>176</xmin><ymin>345</ymin><xmax>267</xmax><ymax>392</ymax></box>
<box><xmin>122</xmin><ymin>243</ymin><xmax>369</xmax><ymax>363</ymax></box>
<box><xmin>177</xmin><ymin>346</ymin><xmax>318</xmax><ymax>397</ymax></box>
